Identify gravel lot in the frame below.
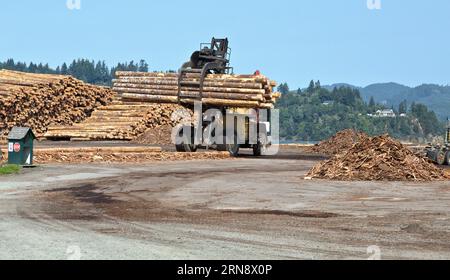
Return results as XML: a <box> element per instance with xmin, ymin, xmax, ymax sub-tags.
<box><xmin>1</xmin><ymin>148</ymin><xmax>450</xmax><ymax>260</ymax></box>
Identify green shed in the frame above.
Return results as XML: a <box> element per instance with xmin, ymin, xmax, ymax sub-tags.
<box><xmin>8</xmin><ymin>127</ymin><xmax>36</xmax><ymax>166</ymax></box>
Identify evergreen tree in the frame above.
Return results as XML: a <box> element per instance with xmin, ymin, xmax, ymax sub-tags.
<box><xmin>61</xmin><ymin>63</ymin><xmax>68</xmax><ymax>75</ymax></box>
<box><xmin>138</xmin><ymin>59</ymin><xmax>149</xmax><ymax>72</ymax></box>
<box><xmin>277</xmin><ymin>83</ymin><xmax>290</xmax><ymax>95</ymax></box>
<box><xmin>314</xmin><ymin>80</ymin><xmax>321</xmax><ymax>89</ymax></box>
<box><xmin>307</xmin><ymin>80</ymin><xmax>315</xmax><ymax>93</ymax></box>
<box><xmin>398</xmin><ymin>100</ymin><xmax>408</xmax><ymax>114</ymax></box>
<box><xmin>369</xmin><ymin>96</ymin><xmax>376</xmax><ymax>108</ymax></box>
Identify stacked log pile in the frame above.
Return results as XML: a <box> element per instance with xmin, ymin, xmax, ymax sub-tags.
<box><xmin>113</xmin><ymin>71</ymin><xmax>280</xmax><ymax>109</ymax></box>
<box><xmin>308</xmin><ymin>129</ymin><xmax>369</xmax><ymax>156</ymax></box>
<box><xmin>0</xmin><ymin>70</ymin><xmax>114</xmax><ymax>137</ymax></box>
<box><xmin>45</xmin><ymin>97</ymin><xmax>189</xmax><ymax>141</ymax></box>
<box><xmin>44</xmin><ymin>70</ymin><xmax>278</xmax><ymax>142</ymax></box>
<box><xmin>306</xmin><ymin>134</ymin><xmax>448</xmax><ymax>181</ymax></box>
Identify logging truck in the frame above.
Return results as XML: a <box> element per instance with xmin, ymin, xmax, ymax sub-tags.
<box><xmin>175</xmin><ymin>105</ymin><xmax>273</xmax><ymax>156</ymax></box>
<box><xmin>174</xmin><ymin>38</ymin><xmax>274</xmax><ymax>156</ymax></box>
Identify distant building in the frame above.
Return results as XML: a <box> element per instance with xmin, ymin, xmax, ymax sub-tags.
<box><xmin>322</xmin><ymin>100</ymin><xmax>334</xmax><ymax>106</ymax></box>
<box><xmin>368</xmin><ymin>109</ymin><xmax>397</xmax><ymax>118</ymax></box>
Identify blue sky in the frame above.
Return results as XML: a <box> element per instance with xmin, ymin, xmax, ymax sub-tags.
<box><xmin>1</xmin><ymin>0</ymin><xmax>449</xmax><ymax>88</ymax></box>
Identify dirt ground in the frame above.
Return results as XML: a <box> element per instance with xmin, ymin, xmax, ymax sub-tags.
<box><xmin>0</xmin><ymin>146</ymin><xmax>450</xmax><ymax>260</ymax></box>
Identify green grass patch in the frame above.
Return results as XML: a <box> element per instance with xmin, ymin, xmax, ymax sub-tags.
<box><xmin>0</xmin><ymin>164</ymin><xmax>21</xmax><ymax>175</ymax></box>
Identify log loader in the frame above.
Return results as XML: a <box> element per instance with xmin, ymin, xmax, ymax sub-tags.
<box><xmin>174</xmin><ymin>38</ymin><xmax>273</xmax><ymax>156</ymax></box>
<box><xmin>425</xmin><ymin>119</ymin><xmax>450</xmax><ymax>165</ymax></box>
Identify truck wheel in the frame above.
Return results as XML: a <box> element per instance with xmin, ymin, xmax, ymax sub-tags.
<box><xmin>253</xmin><ymin>143</ymin><xmax>264</xmax><ymax>156</ymax></box>
<box><xmin>176</xmin><ymin>143</ymin><xmax>197</xmax><ymax>152</ymax></box>
<box><xmin>445</xmin><ymin>151</ymin><xmax>450</xmax><ymax>165</ymax></box>
<box><xmin>227</xmin><ymin>144</ymin><xmax>240</xmax><ymax>157</ymax></box>
<box><xmin>216</xmin><ymin>144</ymin><xmax>227</xmax><ymax>151</ymax></box>
<box><xmin>226</xmin><ymin>132</ymin><xmax>240</xmax><ymax>157</ymax></box>
<box><xmin>175</xmin><ymin>144</ymin><xmax>186</xmax><ymax>152</ymax></box>
<box><xmin>436</xmin><ymin>150</ymin><xmax>446</xmax><ymax>165</ymax></box>
<box><xmin>175</xmin><ymin>127</ymin><xmax>197</xmax><ymax>153</ymax></box>
<box><xmin>253</xmin><ymin>132</ymin><xmax>269</xmax><ymax>157</ymax></box>
<box><xmin>426</xmin><ymin>150</ymin><xmax>436</xmax><ymax>162</ymax></box>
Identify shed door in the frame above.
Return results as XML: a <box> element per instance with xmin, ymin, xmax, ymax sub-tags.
<box><xmin>24</xmin><ymin>147</ymin><xmax>31</xmax><ymax>165</ymax></box>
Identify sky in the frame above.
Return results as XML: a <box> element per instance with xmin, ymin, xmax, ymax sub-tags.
<box><xmin>0</xmin><ymin>0</ymin><xmax>449</xmax><ymax>89</ymax></box>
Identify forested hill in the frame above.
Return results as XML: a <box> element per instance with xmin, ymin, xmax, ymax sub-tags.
<box><xmin>321</xmin><ymin>82</ymin><xmax>450</xmax><ymax>120</ymax></box>
<box><xmin>363</xmin><ymin>83</ymin><xmax>450</xmax><ymax>120</ymax></box>
<box><xmin>276</xmin><ymin>81</ymin><xmax>444</xmax><ymax>142</ymax></box>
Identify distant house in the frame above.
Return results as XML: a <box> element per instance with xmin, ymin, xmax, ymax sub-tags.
<box><xmin>322</xmin><ymin>100</ymin><xmax>334</xmax><ymax>106</ymax></box>
<box><xmin>368</xmin><ymin>109</ymin><xmax>396</xmax><ymax>118</ymax></box>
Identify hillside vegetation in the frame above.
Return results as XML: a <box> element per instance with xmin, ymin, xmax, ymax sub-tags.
<box><xmin>277</xmin><ymin>81</ymin><xmax>444</xmax><ymax>142</ymax></box>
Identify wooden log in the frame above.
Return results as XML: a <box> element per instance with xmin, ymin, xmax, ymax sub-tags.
<box><xmin>180</xmin><ymin>98</ymin><xmax>261</xmax><ymax>108</ymax></box>
<box><xmin>119</xmin><ymin>93</ymin><xmax>179</xmax><ymax>103</ymax></box>
<box><xmin>114</xmin><ymin>71</ymin><xmax>267</xmax><ymax>83</ymax></box>
<box><xmin>191</xmin><ymin>92</ymin><xmax>263</xmax><ymax>101</ymax></box>
<box><xmin>112</xmin><ymin>79</ymin><xmax>263</xmax><ymax>89</ymax></box>
<box><xmin>113</xmin><ymin>85</ymin><xmax>265</xmax><ymax>95</ymax></box>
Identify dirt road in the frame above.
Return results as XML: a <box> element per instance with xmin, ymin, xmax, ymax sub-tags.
<box><xmin>1</xmin><ymin>148</ymin><xmax>450</xmax><ymax>260</ymax></box>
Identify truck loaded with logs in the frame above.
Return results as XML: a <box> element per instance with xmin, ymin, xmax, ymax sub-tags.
<box><xmin>113</xmin><ymin>38</ymin><xmax>280</xmax><ymax>156</ymax></box>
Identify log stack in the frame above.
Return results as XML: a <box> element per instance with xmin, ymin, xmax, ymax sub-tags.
<box><xmin>113</xmin><ymin>71</ymin><xmax>280</xmax><ymax>109</ymax></box>
<box><xmin>44</xmin><ymin>70</ymin><xmax>279</xmax><ymax>142</ymax></box>
<box><xmin>0</xmin><ymin>70</ymin><xmax>114</xmax><ymax>137</ymax></box>
<box><xmin>44</xmin><ymin>97</ymin><xmax>189</xmax><ymax>141</ymax></box>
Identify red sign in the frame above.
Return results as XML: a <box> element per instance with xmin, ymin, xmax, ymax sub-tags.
<box><xmin>13</xmin><ymin>143</ymin><xmax>20</xmax><ymax>153</ymax></box>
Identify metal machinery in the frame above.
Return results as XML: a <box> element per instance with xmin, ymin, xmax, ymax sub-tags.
<box><xmin>425</xmin><ymin>119</ymin><xmax>450</xmax><ymax>165</ymax></box>
<box><xmin>175</xmin><ymin>38</ymin><xmax>272</xmax><ymax>156</ymax></box>
<box><xmin>178</xmin><ymin>38</ymin><xmax>232</xmax><ymax>101</ymax></box>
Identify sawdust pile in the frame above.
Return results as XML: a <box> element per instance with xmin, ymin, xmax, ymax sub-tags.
<box><xmin>308</xmin><ymin>129</ymin><xmax>368</xmax><ymax>156</ymax></box>
<box><xmin>306</xmin><ymin>134</ymin><xmax>448</xmax><ymax>181</ymax></box>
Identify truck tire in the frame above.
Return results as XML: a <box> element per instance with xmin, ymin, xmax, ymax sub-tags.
<box><xmin>175</xmin><ymin>126</ymin><xmax>197</xmax><ymax>153</ymax></box>
<box><xmin>253</xmin><ymin>132</ymin><xmax>269</xmax><ymax>157</ymax></box>
<box><xmin>175</xmin><ymin>144</ymin><xmax>186</xmax><ymax>152</ymax></box>
<box><xmin>426</xmin><ymin>150</ymin><xmax>437</xmax><ymax>163</ymax></box>
<box><xmin>436</xmin><ymin>149</ymin><xmax>446</xmax><ymax>165</ymax></box>
<box><xmin>216</xmin><ymin>144</ymin><xmax>227</xmax><ymax>151</ymax></box>
<box><xmin>253</xmin><ymin>144</ymin><xmax>262</xmax><ymax>156</ymax></box>
<box><xmin>227</xmin><ymin>143</ymin><xmax>240</xmax><ymax>157</ymax></box>
<box><xmin>176</xmin><ymin>142</ymin><xmax>197</xmax><ymax>152</ymax></box>
<box><xmin>445</xmin><ymin>151</ymin><xmax>450</xmax><ymax>166</ymax></box>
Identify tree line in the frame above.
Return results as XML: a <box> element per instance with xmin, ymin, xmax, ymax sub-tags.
<box><xmin>0</xmin><ymin>58</ymin><xmax>150</xmax><ymax>86</ymax></box>
<box><xmin>276</xmin><ymin>80</ymin><xmax>444</xmax><ymax>142</ymax></box>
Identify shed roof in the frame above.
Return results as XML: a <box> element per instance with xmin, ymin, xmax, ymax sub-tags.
<box><xmin>8</xmin><ymin>127</ymin><xmax>35</xmax><ymax>140</ymax></box>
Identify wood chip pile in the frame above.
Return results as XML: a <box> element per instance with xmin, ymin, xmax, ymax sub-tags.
<box><xmin>308</xmin><ymin>129</ymin><xmax>368</xmax><ymax>156</ymax></box>
<box><xmin>35</xmin><ymin>151</ymin><xmax>230</xmax><ymax>164</ymax></box>
<box><xmin>113</xmin><ymin>71</ymin><xmax>280</xmax><ymax>109</ymax></box>
<box><xmin>306</xmin><ymin>134</ymin><xmax>448</xmax><ymax>181</ymax></box>
<box><xmin>0</xmin><ymin>70</ymin><xmax>114</xmax><ymax>137</ymax></box>
<box><xmin>30</xmin><ymin>147</ymin><xmax>230</xmax><ymax>164</ymax></box>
